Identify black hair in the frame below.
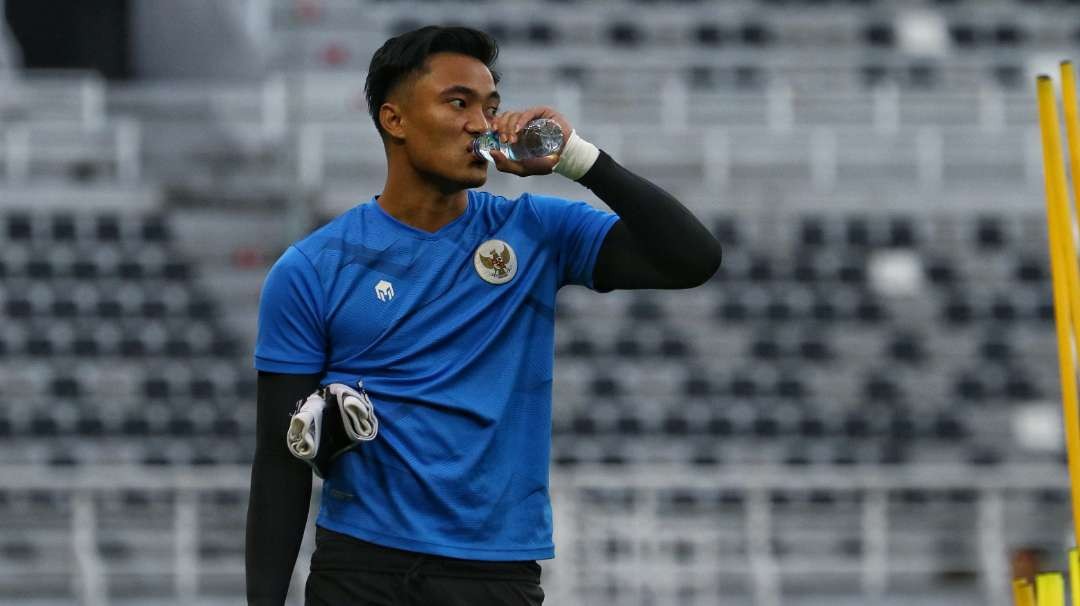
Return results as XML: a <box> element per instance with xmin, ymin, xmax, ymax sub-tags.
<box><xmin>365</xmin><ymin>25</ymin><xmax>501</xmax><ymax>142</ymax></box>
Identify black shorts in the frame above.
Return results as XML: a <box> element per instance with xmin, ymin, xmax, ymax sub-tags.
<box><xmin>305</xmin><ymin>525</ymin><xmax>545</xmax><ymax>606</ymax></box>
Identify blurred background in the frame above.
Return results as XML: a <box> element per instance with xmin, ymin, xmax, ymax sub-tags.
<box><xmin>0</xmin><ymin>0</ymin><xmax>1074</xmax><ymax>604</ymax></box>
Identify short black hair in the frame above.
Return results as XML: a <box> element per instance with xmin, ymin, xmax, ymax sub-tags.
<box><xmin>365</xmin><ymin>25</ymin><xmax>501</xmax><ymax>142</ymax></box>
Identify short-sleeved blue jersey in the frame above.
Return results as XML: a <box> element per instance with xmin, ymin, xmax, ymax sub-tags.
<box><xmin>255</xmin><ymin>189</ymin><xmax>618</xmax><ymax>560</ymax></box>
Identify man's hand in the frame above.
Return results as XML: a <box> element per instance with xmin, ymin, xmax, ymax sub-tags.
<box><xmin>489</xmin><ymin>105</ymin><xmax>573</xmax><ymax>177</ymax></box>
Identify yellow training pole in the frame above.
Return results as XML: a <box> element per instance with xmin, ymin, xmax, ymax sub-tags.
<box><xmin>1036</xmin><ymin>572</ymin><xmax>1065</xmax><ymax>606</ymax></box>
<box><xmin>1036</xmin><ymin>74</ymin><xmax>1080</xmax><ymax>545</ymax></box>
<box><xmin>1063</xmin><ymin>62</ymin><xmax>1080</xmax><ymax>233</ymax></box>
<box><xmin>1056</xmin><ymin>62</ymin><xmax>1080</xmax><ymax>331</ymax></box>
<box><xmin>1014</xmin><ymin>577</ymin><xmax>1036</xmax><ymax>606</ymax></box>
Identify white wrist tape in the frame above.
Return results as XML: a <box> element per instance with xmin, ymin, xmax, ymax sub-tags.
<box><xmin>553</xmin><ymin>129</ymin><xmax>600</xmax><ymax>181</ymax></box>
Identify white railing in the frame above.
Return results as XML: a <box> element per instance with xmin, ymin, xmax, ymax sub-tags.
<box><xmin>1</xmin><ymin>119</ymin><xmax>142</xmax><ymax>184</ymax></box>
<box><xmin>0</xmin><ymin>463</ymin><xmax>1069</xmax><ymax>605</ymax></box>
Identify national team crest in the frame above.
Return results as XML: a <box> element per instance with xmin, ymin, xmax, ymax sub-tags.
<box><xmin>474</xmin><ymin>239</ymin><xmax>517</xmax><ymax>285</ymax></box>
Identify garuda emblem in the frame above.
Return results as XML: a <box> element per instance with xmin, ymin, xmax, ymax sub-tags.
<box><xmin>473</xmin><ymin>239</ymin><xmax>517</xmax><ymax>285</ymax></box>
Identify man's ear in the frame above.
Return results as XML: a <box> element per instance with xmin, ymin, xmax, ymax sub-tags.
<box><xmin>380</xmin><ymin>102</ymin><xmax>406</xmax><ymax>141</ymax></box>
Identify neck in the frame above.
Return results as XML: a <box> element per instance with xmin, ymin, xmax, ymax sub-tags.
<box><xmin>377</xmin><ymin>156</ymin><xmax>469</xmax><ymax>234</ymax></box>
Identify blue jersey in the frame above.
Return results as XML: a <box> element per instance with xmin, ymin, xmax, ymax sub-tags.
<box><xmin>254</xmin><ymin>189</ymin><xmax>618</xmax><ymax>560</ymax></box>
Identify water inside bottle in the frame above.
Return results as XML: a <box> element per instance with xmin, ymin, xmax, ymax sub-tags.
<box><xmin>510</xmin><ymin>120</ymin><xmax>563</xmax><ymax>160</ymax></box>
<box><xmin>471</xmin><ymin>119</ymin><xmax>563</xmax><ymax>163</ymax></box>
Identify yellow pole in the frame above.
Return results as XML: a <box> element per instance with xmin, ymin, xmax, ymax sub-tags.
<box><xmin>1013</xmin><ymin>578</ymin><xmax>1036</xmax><ymax>606</ymax></box>
<box><xmin>1036</xmin><ymin>74</ymin><xmax>1080</xmax><ymax>545</ymax></box>
<box><xmin>1036</xmin><ymin>572</ymin><xmax>1065</xmax><ymax>606</ymax></box>
<box><xmin>1055</xmin><ymin>62</ymin><xmax>1080</xmax><ymax>336</ymax></box>
<box><xmin>1062</xmin><ymin>61</ymin><xmax>1080</xmax><ymax>237</ymax></box>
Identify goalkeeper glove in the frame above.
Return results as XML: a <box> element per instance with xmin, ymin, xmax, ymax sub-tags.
<box><xmin>285</xmin><ymin>381</ymin><xmax>378</xmax><ymax>479</ymax></box>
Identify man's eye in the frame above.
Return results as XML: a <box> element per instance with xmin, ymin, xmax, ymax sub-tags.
<box><xmin>450</xmin><ymin>99</ymin><xmax>465</xmax><ymax>108</ymax></box>
<box><xmin>488</xmin><ymin>107</ymin><xmax>499</xmax><ymax>116</ymax></box>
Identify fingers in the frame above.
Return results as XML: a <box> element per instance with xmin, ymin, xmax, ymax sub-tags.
<box><xmin>491</xmin><ymin>146</ymin><xmax>562</xmax><ymax>177</ymax></box>
<box><xmin>493</xmin><ymin>111</ymin><xmax>523</xmax><ymax>144</ymax></box>
<box><xmin>502</xmin><ymin>108</ymin><xmax>568</xmax><ymax>146</ymax></box>
<box><xmin>489</xmin><ymin>149</ymin><xmax>522</xmax><ymax>175</ymax></box>
<box><xmin>493</xmin><ymin>108</ymin><xmax>550</xmax><ymax>143</ymax></box>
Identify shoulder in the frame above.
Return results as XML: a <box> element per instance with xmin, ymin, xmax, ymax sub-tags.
<box><xmin>471</xmin><ymin>189</ymin><xmax>580</xmax><ymax>230</ymax></box>
<box><xmin>292</xmin><ymin>204</ymin><xmax>367</xmax><ymax>258</ymax></box>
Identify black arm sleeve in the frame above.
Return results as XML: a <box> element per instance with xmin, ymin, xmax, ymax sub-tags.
<box><xmin>245</xmin><ymin>370</ymin><xmax>322</xmax><ymax>606</ymax></box>
<box><xmin>576</xmin><ymin>150</ymin><xmax>722</xmax><ymax>291</ymax></box>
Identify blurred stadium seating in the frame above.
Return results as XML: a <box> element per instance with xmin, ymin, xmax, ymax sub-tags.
<box><xmin>1</xmin><ymin>0</ymin><xmax>1077</xmax><ymax>604</ymax></box>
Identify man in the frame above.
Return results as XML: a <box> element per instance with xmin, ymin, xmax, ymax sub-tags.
<box><xmin>246</xmin><ymin>25</ymin><xmax>720</xmax><ymax>605</ymax></box>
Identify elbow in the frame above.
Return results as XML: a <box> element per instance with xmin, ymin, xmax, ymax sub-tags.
<box><xmin>686</xmin><ymin>238</ymin><xmax>722</xmax><ymax>288</ymax></box>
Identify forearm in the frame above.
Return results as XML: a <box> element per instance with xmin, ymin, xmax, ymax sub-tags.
<box><xmin>576</xmin><ymin>150</ymin><xmax>719</xmax><ymax>277</ymax></box>
<box><xmin>245</xmin><ymin>371</ymin><xmax>320</xmax><ymax>605</ymax></box>
<box><xmin>246</xmin><ymin>452</ymin><xmax>312</xmax><ymax>605</ymax></box>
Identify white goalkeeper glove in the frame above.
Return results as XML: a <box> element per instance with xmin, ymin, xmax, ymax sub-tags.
<box><xmin>285</xmin><ymin>381</ymin><xmax>379</xmax><ymax>478</ymax></box>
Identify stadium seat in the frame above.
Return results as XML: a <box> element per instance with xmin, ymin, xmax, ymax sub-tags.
<box><xmin>943</xmin><ymin>295</ymin><xmax>975</xmax><ymax>325</ymax></box>
<box><xmin>1014</xmin><ymin>257</ymin><xmax>1046</xmax><ymax>283</ymax></box>
<box><xmin>750</xmin><ymin>334</ymin><xmax>781</xmax><ymax>360</ymax></box>
<box><xmin>613</xmin><ymin>334</ymin><xmax>643</xmax><ymax>358</ymax></box>
<box><xmin>863</xmin><ymin>23</ymin><xmax>895</xmax><ymax>47</ymax></box>
<box><xmin>47</xmin><ymin>449</ymin><xmax>79</xmax><ymax>467</ymax></box>
<box><xmin>989</xmin><ymin>298</ymin><xmax>1018</xmax><ymax>324</ymax></box>
<box><xmin>527</xmin><ymin>22</ymin><xmax>557</xmax><ymax>45</ymax></box>
<box><xmin>953</xmin><ymin>372</ymin><xmax>986</xmax><ymax>401</ymax></box>
<box><xmin>975</xmin><ymin>216</ymin><xmax>1006</xmax><ymax>249</ymax></box>
<box><xmin>740</xmin><ymin>22</ymin><xmax>774</xmax><ymax>46</ymax></box>
<box><xmin>993</xmin><ymin>24</ymin><xmax>1024</xmax><ymax>46</ymax></box>
<box><xmin>694</xmin><ymin>23</ymin><xmax>729</xmax><ymax>47</ymax></box>
<box><xmin>863</xmin><ymin>373</ymin><xmax>902</xmax><ymax>404</ymax></box>
<box><xmin>76</xmin><ymin>412</ymin><xmax>105</xmax><ymax>436</ymax></box>
<box><xmin>1004</xmin><ymin>371</ymin><xmax>1039</xmax><ymax>400</ymax></box>
<box><xmin>659</xmin><ymin>335</ymin><xmax>690</xmax><ymax>358</ymax></box>
<box><xmin>932</xmin><ymin>414</ymin><xmax>967</xmax><ymax>440</ymax></box>
<box><xmin>992</xmin><ymin>64</ymin><xmax>1022</xmax><ymax>88</ymax></box>
<box><xmin>967</xmin><ymin>447</ymin><xmax>1002</xmax><ymax>466</ymax></box>
<box><xmin>7</xmin><ymin>214</ymin><xmax>33</xmax><ymax>240</ymax></box>
<box><xmin>51</xmin><ymin>214</ymin><xmax>76</xmax><ymax>241</ymax></box>
<box><xmin>609</xmin><ymin>22</ymin><xmax>644</xmax><ymax>47</ymax></box>
<box><xmin>775</xmin><ymin>375</ymin><xmax>806</xmax><ymax>399</ymax></box>
<box><xmin>949</xmin><ymin>24</ymin><xmax>980</xmax><ymax>48</ymax></box>
<box><xmin>978</xmin><ymin>335</ymin><xmax>1011</xmax><ymax>361</ymax></box>
<box><xmin>29</xmin><ymin>413</ymin><xmax>58</xmax><ymax>436</ymax></box>
<box><xmin>708</xmin><ymin>413</ymin><xmax>734</xmax><ymax>437</ymax></box>
<box><xmin>879</xmin><ymin>441</ymin><xmax>908</xmax><ymax>464</ymax></box>
<box><xmin>141</xmin><ymin>215</ymin><xmax>170</xmax><ymax>242</ymax></box>
<box><xmin>711</xmin><ymin>216</ymin><xmax>739</xmax><ymax>246</ymax></box>
<box><xmin>95</xmin><ymin>215</ymin><xmax>121</xmax><ymax>241</ymax></box>
<box><xmin>97</xmin><ymin>539</ymin><xmax>132</xmax><ymax>561</ymax></box>
<box><xmin>926</xmin><ymin>258</ymin><xmax>957</xmax><ymax>285</ymax></box>
<box><xmin>1</xmin><ymin>539</ymin><xmax>38</xmax><ymax>562</ymax></box>
<box><xmin>887</xmin><ymin>333</ymin><xmax>924</xmax><ymax>364</ymax></box>
<box><xmin>121</xmin><ymin>414</ymin><xmax>150</xmax><ymax>436</ymax></box>
<box><xmin>168</xmin><ymin>412</ymin><xmax>195</xmax><ymax>436</ymax></box>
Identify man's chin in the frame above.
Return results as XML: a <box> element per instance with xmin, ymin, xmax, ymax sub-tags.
<box><xmin>459</xmin><ymin>170</ymin><xmax>488</xmax><ymax>188</ymax></box>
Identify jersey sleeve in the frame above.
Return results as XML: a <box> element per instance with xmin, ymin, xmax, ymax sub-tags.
<box><xmin>254</xmin><ymin>245</ymin><xmax>328</xmax><ymax>374</ymax></box>
<box><xmin>528</xmin><ymin>193</ymin><xmax>619</xmax><ymax>290</ymax></box>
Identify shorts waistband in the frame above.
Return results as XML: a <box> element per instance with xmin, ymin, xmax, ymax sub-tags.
<box><xmin>310</xmin><ymin>525</ymin><xmax>542</xmax><ymax>582</ymax></box>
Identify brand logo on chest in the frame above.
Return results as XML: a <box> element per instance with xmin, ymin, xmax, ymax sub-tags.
<box><xmin>375</xmin><ymin>280</ymin><xmax>395</xmax><ymax>301</ymax></box>
<box><xmin>473</xmin><ymin>239</ymin><xmax>517</xmax><ymax>285</ymax></box>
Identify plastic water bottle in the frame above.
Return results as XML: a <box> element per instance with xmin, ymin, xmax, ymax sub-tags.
<box><xmin>472</xmin><ymin>118</ymin><xmax>564</xmax><ymax>163</ymax></box>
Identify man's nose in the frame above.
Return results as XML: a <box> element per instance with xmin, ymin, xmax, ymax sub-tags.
<box><xmin>467</xmin><ymin>111</ymin><xmax>492</xmax><ymax>134</ymax></box>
